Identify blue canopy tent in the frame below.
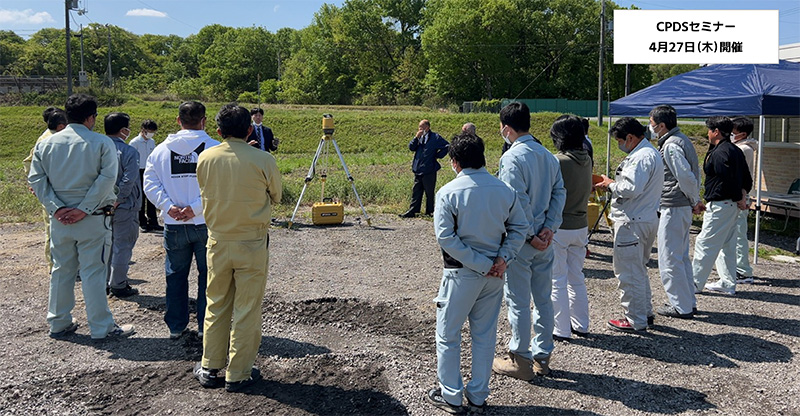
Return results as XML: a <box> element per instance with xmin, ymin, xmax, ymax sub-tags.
<box><xmin>609</xmin><ymin>60</ymin><xmax>800</xmax><ymax>263</ymax></box>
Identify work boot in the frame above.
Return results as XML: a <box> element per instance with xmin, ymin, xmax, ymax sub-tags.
<box><xmin>492</xmin><ymin>351</ymin><xmax>534</xmax><ymax>381</ymax></box>
<box><xmin>533</xmin><ymin>354</ymin><xmax>551</xmax><ymax>376</ymax></box>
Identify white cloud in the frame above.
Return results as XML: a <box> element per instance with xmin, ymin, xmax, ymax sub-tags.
<box><xmin>0</xmin><ymin>9</ymin><xmax>55</xmax><ymax>25</ymax></box>
<box><xmin>126</xmin><ymin>8</ymin><xmax>168</xmax><ymax>18</ymax></box>
<box><xmin>274</xmin><ymin>5</ymin><xmax>280</xmax><ymax>13</ymax></box>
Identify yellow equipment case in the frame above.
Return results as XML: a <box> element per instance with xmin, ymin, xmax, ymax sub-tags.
<box><xmin>312</xmin><ymin>198</ymin><xmax>344</xmax><ymax>225</ymax></box>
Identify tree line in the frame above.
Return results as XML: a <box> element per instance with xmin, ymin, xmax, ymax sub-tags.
<box><xmin>0</xmin><ymin>0</ymin><xmax>698</xmax><ymax>106</ymax></box>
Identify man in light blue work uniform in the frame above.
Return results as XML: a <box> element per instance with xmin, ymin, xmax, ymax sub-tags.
<box><xmin>28</xmin><ymin>94</ymin><xmax>135</xmax><ymax>339</ymax></box>
<box><xmin>104</xmin><ymin>112</ymin><xmax>142</xmax><ymax>298</ymax></box>
<box><xmin>426</xmin><ymin>132</ymin><xmax>527</xmax><ymax>415</ymax></box>
<box><xmin>493</xmin><ymin>102</ymin><xmax>566</xmax><ymax>380</ymax></box>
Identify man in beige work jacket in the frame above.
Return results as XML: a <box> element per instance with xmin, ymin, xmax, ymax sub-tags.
<box><xmin>193</xmin><ymin>103</ymin><xmax>282</xmax><ymax>392</ymax></box>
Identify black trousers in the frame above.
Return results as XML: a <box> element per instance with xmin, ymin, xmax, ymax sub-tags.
<box><xmin>138</xmin><ymin>169</ymin><xmax>159</xmax><ymax>228</ymax></box>
<box><xmin>408</xmin><ymin>172</ymin><xmax>437</xmax><ymax>215</ymax></box>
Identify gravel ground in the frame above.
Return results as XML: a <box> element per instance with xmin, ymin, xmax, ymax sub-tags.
<box><xmin>0</xmin><ymin>213</ymin><xmax>798</xmax><ymax>415</ymax></box>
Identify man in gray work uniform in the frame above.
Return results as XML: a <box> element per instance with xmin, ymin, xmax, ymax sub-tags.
<box><xmin>28</xmin><ymin>94</ymin><xmax>135</xmax><ymax>339</ymax></box>
<box><xmin>104</xmin><ymin>112</ymin><xmax>142</xmax><ymax>298</ymax></box>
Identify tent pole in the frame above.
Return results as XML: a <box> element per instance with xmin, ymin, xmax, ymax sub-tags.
<box><xmin>753</xmin><ymin>115</ymin><xmax>765</xmax><ymax>265</ymax></box>
<box><xmin>605</xmin><ymin>117</ymin><xmax>611</xmax><ymax>176</ymax></box>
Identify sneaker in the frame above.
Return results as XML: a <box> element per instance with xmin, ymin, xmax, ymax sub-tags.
<box><xmin>553</xmin><ymin>334</ymin><xmax>571</xmax><ymax>342</ymax></box>
<box><xmin>465</xmin><ymin>396</ymin><xmax>485</xmax><ymax>414</ymax></box>
<box><xmin>492</xmin><ymin>351</ymin><xmax>535</xmax><ymax>381</ymax></box>
<box><xmin>169</xmin><ymin>328</ymin><xmax>188</xmax><ymax>340</ymax></box>
<box><xmin>425</xmin><ymin>388</ymin><xmax>465</xmax><ymax>415</ymax></box>
<box><xmin>533</xmin><ymin>355</ymin><xmax>551</xmax><ymax>376</ymax></box>
<box><xmin>197</xmin><ymin>330</ymin><xmax>203</xmax><ymax>339</ymax></box>
<box><xmin>225</xmin><ymin>368</ymin><xmax>262</xmax><ymax>392</ymax></box>
<box><xmin>149</xmin><ymin>224</ymin><xmax>164</xmax><ymax>232</ymax></box>
<box><xmin>194</xmin><ymin>362</ymin><xmax>224</xmax><ymax>388</ymax></box>
<box><xmin>607</xmin><ymin>318</ymin><xmax>646</xmax><ymax>333</ymax></box>
<box><xmin>694</xmin><ymin>282</ymin><xmax>702</xmax><ymax>294</ymax></box>
<box><xmin>105</xmin><ymin>324</ymin><xmax>135</xmax><ymax>338</ymax></box>
<box><xmin>110</xmin><ymin>285</ymin><xmax>139</xmax><ymax>298</ymax></box>
<box><xmin>736</xmin><ymin>273</ymin><xmax>754</xmax><ymax>284</ymax></box>
<box><xmin>705</xmin><ymin>280</ymin><xmax>735</xmax><ymax>295</ymax></box>
<box><xmin>49</xmin><ymin>320</ymin><xmax>79</xmax><ymax>339</ymax></box>
<box><xmin>656</xmin><ymin>304</ymin><xmax>694</xmax><ymax>319</ymax></box>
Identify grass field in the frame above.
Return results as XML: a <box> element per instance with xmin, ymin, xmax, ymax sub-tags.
<box><xmin>0</xmin><ymin>102</ymin><xmax>711</xmax><ymax>224</ymax></box>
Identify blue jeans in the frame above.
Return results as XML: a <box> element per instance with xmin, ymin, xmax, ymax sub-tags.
<box><xmin>163</xmin><ymin>224</ymin><xmax>208</xmax><ymax>333</ymax></box>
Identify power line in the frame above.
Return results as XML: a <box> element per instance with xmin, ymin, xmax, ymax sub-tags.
<box><xmin>134</xmin><ymin>0</ymin><xmax>198</xmax><ymax>32</ymax></box>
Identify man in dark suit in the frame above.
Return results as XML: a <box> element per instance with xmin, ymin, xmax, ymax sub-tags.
<box><xmin>400</xmin><ymin>119</ymin><xmax>449</xmax><ymax>218</ymax></box>
<box><xmin>247</xmin><ymin>108</ymin><xmax>279</xmax><ymax>152</ymax></box>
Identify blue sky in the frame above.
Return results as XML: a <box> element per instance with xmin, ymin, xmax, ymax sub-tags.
<box><xmin>2</xmin><ymin>0</ymin><xmax>798</xmax><ymax>44</ymax></box>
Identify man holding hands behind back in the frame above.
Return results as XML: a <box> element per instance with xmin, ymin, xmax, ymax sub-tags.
<box><xmin>194</xmin><ymin>103</ymin><xmax>282</xmax><ymax>392</ymax></box>
<box><xmin>426</xmin><ymin>132</ymin><xmax>527</xmax><ymax>414</ymax></box>
<box><xmin>400</xmin><ymin>119</ymin><xmax>449</xmax><ymax>218</ymax></box>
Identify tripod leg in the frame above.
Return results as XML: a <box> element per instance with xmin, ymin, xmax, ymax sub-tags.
<box><xmin>331</xmin><ymin>139</ymin><xmax>371</xmax><ymax>226</ymax></box>
<box><xmin>289</xmin><ymin>138</ymin><xmax>325</xmax><ymax>228</ymax></box>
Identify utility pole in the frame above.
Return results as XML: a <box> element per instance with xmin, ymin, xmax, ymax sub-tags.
<box><xmin>65</xmin><ymin>0</ymin><xmax>72</xmax><ymax>96</ymax></box>
<box><xmin>106</xmin><ymin>24</ymin><xmax>112</xmax><ymax>88</ymax></box>
<box><xmin>77</xmin><ymin>24</ymin><xmax>88</xmax><ymax>87</ymax></box>
<box><xmin>624</xmin><ymin>64</ymin><xmax>631</xmax><ymax>96</ymax></box>
<box><xmin>596</xmin><ymin>0</ymin><xmax>605</xmax><ymax>126</ymax></box>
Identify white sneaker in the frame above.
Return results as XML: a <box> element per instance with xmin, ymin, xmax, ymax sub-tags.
<box><xmin>706</xmin><ymin>280</ymin><xmax>735</xmax><ymax>295</ymax></box>
<box><xmin>736</xmin><ymin>274</ymin><xmax>754</xmax><ymax>284</ymax></box>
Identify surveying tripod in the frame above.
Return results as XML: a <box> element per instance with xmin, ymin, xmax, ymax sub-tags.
<box><xmin>288</xmin><ymin>114</ymin><xmax>371</xmax><ymax>228</ymax></box>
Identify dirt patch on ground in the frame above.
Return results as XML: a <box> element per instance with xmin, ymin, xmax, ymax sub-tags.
<box><xmin>0</xmin><ymin>215</ymin><xmax>798</xmax><ymax>415</ymax></box>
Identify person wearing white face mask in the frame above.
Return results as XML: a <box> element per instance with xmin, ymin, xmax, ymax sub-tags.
<box><xmin>492</xmin><ymin>102</ymin><xmax>566</xmax><ymax>379</ymax></box>
<box><xmin>104</xmin><ymin>112</ymin><xmax>142</xmax><ymax>298</ymax></box>
<box><xmin>129</xmin><ymin>119</ymin><xmax>162</xmax><ymax>232</ymax></box>
<box><xmin>649</xmin><ymin>105</ymin><xmax>703</xmax><ymax>321</ymax></box>
<box><xmin>595</xmin><ymin>117</ymin><xmax>664</xmax><ymax>332</ymax></box>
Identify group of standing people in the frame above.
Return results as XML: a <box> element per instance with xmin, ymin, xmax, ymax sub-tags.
<box><xmin>27</xmin><ymin>95</ymin><xmax>756</xmax><ymax>403</ymax></box>
<box><xmin>27</xmin><ymin>95</ymin><xmax>282</xmax><ymax>392</ymax></box>
<box><xmin>421</xmin><ymin>102</ymin><xmax>756</xmax><ymax>414</ymax></box>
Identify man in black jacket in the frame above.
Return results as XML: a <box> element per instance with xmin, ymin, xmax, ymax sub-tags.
<box><xmin>400</xmin><ymin>119</ymin><xmax>449</xmax><ymax>218</ymax></box>
<box><xmin>247</xmin><ymin>108</ymin><xmax>278</xmax><ymax>152</ymax></box>
<box><xmin>692</xmin><ymin>116</ymin><xmax>752</xmax><ymax>296</ymax></box>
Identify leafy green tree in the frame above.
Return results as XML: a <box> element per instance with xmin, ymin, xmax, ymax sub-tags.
<box><xmin>199</xmin><ymin>27</ymin><xmax>278</xmax><ymax>100</ymax></box>
<box><xmin>0</xmin><ymin>30</ymin><xmax>25</xmax><ymax>74</ymax></box>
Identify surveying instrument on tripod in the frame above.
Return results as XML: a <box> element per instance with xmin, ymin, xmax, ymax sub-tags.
<box><xmin>288</xmin><ymin>114</ymin><xmax>371</xmax><ymax>228</ymax></box>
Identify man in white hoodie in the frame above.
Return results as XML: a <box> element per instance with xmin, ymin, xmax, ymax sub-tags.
<box><xmin>144</xmin><ymin>101</ymin><xmax>220</xmax><ymax>339</ymax></box>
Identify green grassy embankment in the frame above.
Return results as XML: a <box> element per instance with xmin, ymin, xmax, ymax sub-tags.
<box><xmin>0</xmin><ymin>102</ymin><xmax>703</xmax><ymax>224</ymax></box>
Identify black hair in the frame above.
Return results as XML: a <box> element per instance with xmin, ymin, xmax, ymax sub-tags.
<box><xmin>47</xmin><ymin>110</ymin><xmax>67</xmax><ymax>131</ymax></box>
<box><xmin>609</xmin><ymin>117</ymin><xmax>646</xmax><ymax>140</ymax></box>
<box><xmin>448</xmin><ymin>132</ymin><xmax>486</xmax><ymax>169</ymax></box>
<box><xmin>499</xmin><ymin>101</ymin><xmax>531</xmax><ymax>133</ymax></box>
<box><xmin>250</xmin><ymin>107</ymin><xmax>264</xmax><ymax>116</ymax></box>
<box><xmin>65</xmin><ymin>94</ymin><xmax>98</xmax><ymax>124</ymax></box>
<box><xmin>550</xmin><ymin>115</ymin><xmax>585</xmax><ymax>152</ymax></box>
<box><xmin>104</xmin><ymin>112</ymin><xmax>131</xmax><ymax>135</ymax></box>
<box><xmin>649</xmin><ymin>105</ymin><xmax>678</xmax><ymax>130</ymax></box>
<box><xmin>141</xmin><ymin>119</ymin><xmax>158</xmax><ymax>131</ymax></box>
<box><xmin>731</xmin><ymin>116</ymin><xmax>754</xmax><ymax>135</ymax></box>
<box><xmin>216</xmin><ymin>103</ymin><xmax>252</xmax><ymax>139</ymax></box>
<box><xmin>42</xmin><ymin>106</ymin><xmax>58</xmax><ymax>123</ymax></box>
<box><xmin>582</xmin><ymin>117</ymin><xmax>590</xmax><ymax>135</ymax></box>
<box><xmin>705</xmin><ymin>116</ymin><xmax>733</xmax><ymax>137</ymax></box>
<box><xmin>178</xmin><ymin>101</ymin><xmax>206</xmax><ymax>127</ymax></box>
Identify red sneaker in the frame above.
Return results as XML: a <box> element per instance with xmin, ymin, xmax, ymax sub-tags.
<box><xmin>607</xmin><ymin>318</ymin><xmax>645</xmax><ymax>332</ymax></box>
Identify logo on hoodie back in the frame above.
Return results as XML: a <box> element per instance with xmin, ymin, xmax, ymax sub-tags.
<box><xmin>170</xmin><ymin>143</ymin><xmax>206</xmax><ymax>176</ymax></box>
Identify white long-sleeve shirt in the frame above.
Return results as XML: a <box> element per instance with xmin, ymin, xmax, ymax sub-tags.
<box><xmin>129</xmin><ymin>134</ymin><xmax>156</xmax><ymax>170</ymax></box>
<box><xmin>609</xmin><ymin>139</ymin><xmax>664</xmax><ymax>224</ymax></box>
